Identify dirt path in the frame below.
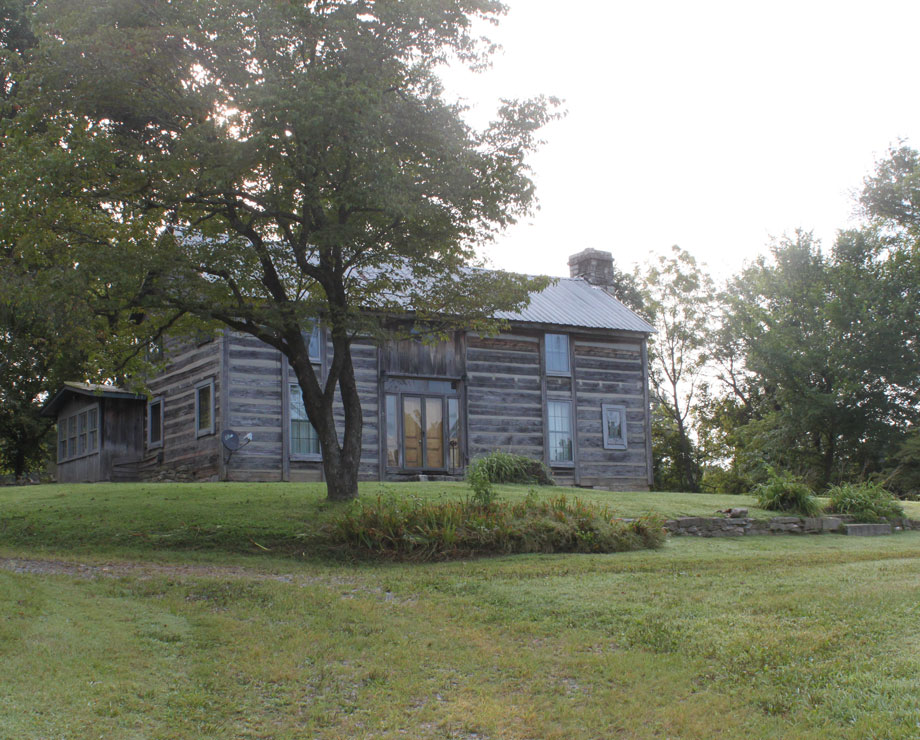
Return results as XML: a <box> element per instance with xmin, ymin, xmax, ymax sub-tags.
<box><xmin>0</xmin><ymin>555</ymin><xmax>305</xmax><ymax>583</ymax></box>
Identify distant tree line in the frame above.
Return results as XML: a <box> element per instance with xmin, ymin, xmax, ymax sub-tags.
<box><xmin>630</xmin><ymin>145</ymin><xmax>920</xmax><ymax>496</ymax></box>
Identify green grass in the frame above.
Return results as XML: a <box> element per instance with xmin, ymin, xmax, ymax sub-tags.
<box><xmin>0</xmin><ymin>482</ymin><xmax>788</xmax><ymax>558</ymax></box>
<box><xmin>3</xmin><ymin>525</ymin><xmax>920</xmax><ymax>737</ymax></box>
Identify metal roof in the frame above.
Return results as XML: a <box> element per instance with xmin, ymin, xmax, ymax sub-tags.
<box><xmin>496</xmin><ymin>277</ymin><xmax>654</xmax><ymax>333</ymax></box>
<box><xmin>41</xmin><ymin>382</ymin><xmax>146</xmax><ymax>418</ymax></box>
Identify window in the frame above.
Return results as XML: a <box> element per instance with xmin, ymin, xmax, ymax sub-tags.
<box><xmin>602</xmin><ymin>404</ymin><xmax>628</xmax><ymax>450</ymax></box>
<box><xmin>67</xmin><ymin>416</ymin><xmax>76</xmax><ymax>458</ymax></box>
<box><xmin>56</xmin><ymin>405</ymin><xmax>100</xmax><ymax>462</ymax></box>
<box><xmin>547</xmin><ymin>400</ymin><xmax>573</xmax><ymax>464</ymax></box>
<box><xmin>78</xmin><ymin>412</ymin><xmax>87</xmax><ymax>455</ymax></box>
<box><xmin>289</xmin><ymin>384</ymin><xmax>320</xmax><ymax>457</ymax></box>
<box><xmin>447</xmin><ymin>397</ymin><xmax>461</xmax><ymax>470</ymax></box>
<box><xmin>88</xmin><ymin>408</ymin><xmax>98</xmax><ymax>451</ymax></box>
<box><xmin>148</xmin><ymin>398</ymin><xmax>164</xmax><ymax>448</ymax></box>
<box><xmin>545</xmin><ymin>334</ymin><xmax>570</xmax><ymax>375</ymax></box>
<box><xmin>307</xmin><ymin>324</ymin><xmax>322</xmax><ymax>362</ymax></box>
<box><xmin>386</xmin><ymin>394</ymin><xmax>399</xmax><ymax>467</ymax></box>
<box><xmin>195</xmin><ymin>379</ymin><xmax>215</xmax><ymax>437</ymax></box>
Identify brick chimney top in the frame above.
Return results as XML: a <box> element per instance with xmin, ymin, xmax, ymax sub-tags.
<box><xmin>568</xmin><ymin>249</ymin><xmax>614</xmax><ymax>287</ymax></box>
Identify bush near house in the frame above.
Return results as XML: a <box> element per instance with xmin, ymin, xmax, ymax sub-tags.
<box><xmin>825</xmin><ymin>482</ymin><xmax>904</xmax><ymax>522</ymax></box>
<box><xmin>328</xmin><ymin>493</ymin><xmax>666</xmax><ymax>561</ymax></box>
<box><xmin>754</xmin><ymin>469</ymin><xmax>823</xmax><ymax>517</ymax></box>
<box><xmin>466</xmin><ymin>451</ymin><xmax>555</xmax><ymax>506</ymax></box>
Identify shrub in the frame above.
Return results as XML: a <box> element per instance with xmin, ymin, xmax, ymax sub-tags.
<box><xmin>466</xmin><ymin>451</ymin><xmax>554</xmax><ymax>506</ymax></box>
<box><xmin>825</xmin><ymin>482</ymin><xmax>904</xmax><ymax>523</ymax></box>
<box><xmin>327</xmin><ymin>493</ymin><xmax>666</xmax><ymax>561</ymax></box>
<box><xmin>754</xmin><ymin>469</ymin><xmax>822</xmax><ymax>517</ymax></box>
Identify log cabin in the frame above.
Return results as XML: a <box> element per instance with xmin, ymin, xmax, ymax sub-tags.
<box><xmin>43</xmin><ymin>250</ymin><xmax>655</xmax><ymax>490</ymax></box>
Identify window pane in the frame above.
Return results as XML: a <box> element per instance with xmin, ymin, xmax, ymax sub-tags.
<box><xmin>403</xmin><ymin>397</ymin><xmax>422</xmax><ymax>469</ymax></box>
<box><xmin>149</xmin><ymin>401</ymin><xmax>162</xmax><ymax>445</ymax></box>
<box><xmin>289</xmin><ymin>385</ymin><xmax>319</xmax><ymax>455</ymax></box>
<box><xmin>603</xmin><ymin>405</ymin><xmax>628</xmax><ymax>449</ymax></box>
<box><xmin>308</xmin><ymin>325</ymin><xmax>322</xmax><ymax>361</ymax></box>
<box><xmin>386</xmin><ymin>395</ymin><xmax>399</xmax><ymax>467</ymax></box>
<box><xmin>547</xmin><ymin>400</ymin><xmax>573</xmax><ymax>463</ymax></box>
<box><xmin>197</xmin><ymin>385</ymin><xmax>212</xmax><ymax>432</ymax></box>
<box><xmin>447</xmin><ymin>398</ymin><xmax>460</xmax><ymax>470</ymax></box>
<box><xmin>88</xmin><ymin>408</ymin><xmax>98</xmax><ymax>450</ymax></box>
<box><xmin>545</xmin><ymin>334</ymin><xmax>570</xmax><ymax>374</ymax></box>
<box><xmin>78</xmin><ymin>413</ymin><xmax>87</xmax><ymax>455</ymax></box>
<box><xmin>425</xmin><ymin>398</ymin><xmax>444</xmax><ymax>468</ymax></box>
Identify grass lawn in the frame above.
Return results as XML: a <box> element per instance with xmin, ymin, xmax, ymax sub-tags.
<box><xmin>2</xmin><ymin>482</ymin><xmax>920</xmax><ymax>738</ymax></box>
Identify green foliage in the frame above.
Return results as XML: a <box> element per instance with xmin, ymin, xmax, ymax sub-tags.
<box><xmin>825</xmin><ymin>482</ymin><xmax>904</xmax><ymax>523</ymax></box>
<box><xmin>711</xmin><ymin>229</ymin><xmax>920</xmax><ymax>489</ymax></box>
<box><xmin>640</xmin><ymin>246</ymin><xmax>714</xmax><ymax>492</ymax></box>
<box><xmin>329</xmin><ymin>494</ymin><xmax>666</xmax><ymax>561</ymax></box>
<box><xmin>882</xmin><ymin>430</ymin><xmax>920</xmax><ymax>500</ymax></box>
<box><xmin>0</xmin><ymin>0</ymin><xmax>558</xmax><ymax>500</ymax></box>
<box><xmin>700</xmin><ymin>465</ymin><xmax>753</xmax><ymax>495</ymax></box>
<box><xmin>466</xmin><ymin>451</ymin><xmax>553</xmax><ymax>505</ymax></box>
<box><xmin>753</xmin><ymin>469</ymin><xmax>822</xmax><ymax>517</ymax></box>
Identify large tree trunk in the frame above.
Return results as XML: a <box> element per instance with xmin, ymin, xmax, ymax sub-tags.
<box><xmin>286</xmin><ymin>320</ymin><xmax>363</xmax><ymax>502</ymax></box>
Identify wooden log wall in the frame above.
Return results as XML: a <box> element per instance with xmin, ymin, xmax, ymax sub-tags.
<box><xmin>54</xmin><ymin>396</ymin><xmax>102</xmax><ymax>483</ymax></box>
<box><xmin>222</xmin><ymin>332</ymin><xmax>380</xmax><ymax>483</ymax></box>
<box><xmin>140</xmin><ymin>336</ymin><xmax>222</xmax><ymax>481</ymax></box>
<box><xmin>466</xmin><ymin>333</ymin><xmax>545</xmax><ymax>462</ymax></box>
<box><xmin>572</xmin><ymin>335</ymin><xmax>650</xmax><ymax>490</ymax></box>
<box><xmin>466</xmin><ymin>330</ymin><xmax>651</xmax><ymax>491</ymax></box>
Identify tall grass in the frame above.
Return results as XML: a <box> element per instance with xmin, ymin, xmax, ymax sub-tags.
<box><xmin>467</xmin><ymin>451</ymin><xmax>554</xmax><ymax>505</ymax></box>
<box><xmin>329</xmin><ymin>493</ymin><xmax>666</xmax><ymax>560</ymax></box>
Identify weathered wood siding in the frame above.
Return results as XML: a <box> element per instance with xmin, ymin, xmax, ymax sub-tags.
<box><xmin>55</xmin><ymin>396</ymin><xmax>102</xmax><ymax>483</ymax></box>
<box><xmin>465</xmin><ymin>333</ymin><xmax>544</xmax><ymax>462</ymax></box>
<box><xmin>572</xmin><ymin>335</ymin><xmax>650</xmax><ymax>490</ymax></box>
<box><xmin>222</xmin><ymin>332</ymin><xmax>380</xmax><ymax>482</ymax></box>
<box><xmin>465</xmin><ymin>330</ymin><xmax>651</xmax><ymax>491</ymax></box>
<box><xmin>55</xmin><ymin>395</ymin><xmax>144</xmax><ymax>482</ymax></box>
<box><xmin>222</xmin><ymin>332</ymin><xmax>284</xmax><ymax>481</ymax></box>
<box><xmin>140</xmin><ymin>336</ymin><xmax>222</xmax><ymax>480</ymax></box>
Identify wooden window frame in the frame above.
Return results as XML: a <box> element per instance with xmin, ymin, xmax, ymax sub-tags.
<box><xmin>147</xmin><ymin>397</ymin><xmax>164</xmax><ymax>449</ymax></box>
<box><xmin>57</xmin><ymin>403</ymin><xmax>100</xmax><ymax>463</ymax></box>
<box><xmin>602</xmin><ymin>404</ymin><xmax>629</xmax><ymax>450</ymax></box>
<box><xmin>288</xmin><ymin>382</ymin><xmax>322</xmax><ymax>461</ymax></box>
<box><xmin>546</xmin><ymin>398</ymin><xmax>575</xmax><ymax>467</ymax></box>
<box><xmin>544</xmin><ymin>333</ymin><xmax>571</xmax><ymax>376</ymax></box>
<box><xmin>195</xmin><ymin>378</ymin><xmax>215</xmax><ymax>438</ymax></box>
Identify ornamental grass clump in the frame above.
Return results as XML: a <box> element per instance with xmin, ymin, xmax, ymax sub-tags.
<box><xmin>328</xmin><ymin>493</ymin><xmax>666</xmax><ymax>561</ymax></box>
<box><xmin>466</xmin><ymin>451</ymin><xmax>554</xmax><ymax>507</ymax></box>
<box><xmin>825</xmin><ymin>482</ymin><xmax>904</xmax><ymax>523</ymax></box>
<box><xmin>754</xmin><ymin>469</ymin><xmax>822</xmax><ymax>517</ymax></box>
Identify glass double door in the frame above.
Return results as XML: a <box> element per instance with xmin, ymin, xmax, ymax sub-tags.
<box><xmin>403</xmin><ymin>396</ymin><xmax>445</xmax><ymax>469</ymax></box>
<box><xmin>387</xmin><ymin>393</ymin><xmax>461</xmax><ymax>471</ymax></box>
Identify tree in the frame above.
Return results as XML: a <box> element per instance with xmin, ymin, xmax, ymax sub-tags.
<box><xmin>638</xmin><ymin>246</ymin><xmax>713</xmax><ymax>491</ymax></box>
<box><xmin>714</xmin><ymin>230</ymin><xmax>920</xmax><ymax>489</ymax></box>
<box><xmin>2</xmin><ymin>0</ymin><xmax>556</xmax><ymax>499</ymax></box>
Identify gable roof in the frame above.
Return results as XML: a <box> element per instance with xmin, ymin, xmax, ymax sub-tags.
<box><xmin>497</xmin><ymin>277</ymin><xmax>654</xmax><ymax>333</ymax></box>
<box><xmin>41</xmin><ymin>382</ymin><xmax>146</xmax><ymax>418</ymax></box>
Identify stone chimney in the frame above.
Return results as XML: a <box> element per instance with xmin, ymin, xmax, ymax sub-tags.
<box><xmin>568</xmin><ymin>248</ymin><xmax>614</xmax><ymax>287</ymax></box>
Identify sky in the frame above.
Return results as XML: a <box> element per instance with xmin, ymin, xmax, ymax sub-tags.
<box><xmin>441</xmin><ymin>0</ymin><xmax>920</xmax><ymax>281</ymax></box>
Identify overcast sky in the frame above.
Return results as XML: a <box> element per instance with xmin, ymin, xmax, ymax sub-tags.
<box><xmin>442</xmin><ymin>0</ymin><xmax>920</xmax><ymax>281</ymax></box>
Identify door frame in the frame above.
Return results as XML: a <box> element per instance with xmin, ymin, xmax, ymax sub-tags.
<box><xmin>385</xmin><ymin>390</ymin><xmax>461</xmax><ymax>474</ymax></box>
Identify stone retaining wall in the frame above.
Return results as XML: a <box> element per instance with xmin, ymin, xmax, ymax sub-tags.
<box><xmin>665</xmin><ymin>515</ymin><xmax>920</xmax><ymax>537</ymax></box>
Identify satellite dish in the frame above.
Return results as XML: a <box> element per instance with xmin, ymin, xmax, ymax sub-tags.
<box><xmin>221</xmin><ymin>430</ymin><xmax>241</xmax><ymax>451</ymax></box>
